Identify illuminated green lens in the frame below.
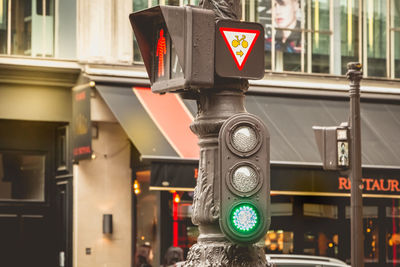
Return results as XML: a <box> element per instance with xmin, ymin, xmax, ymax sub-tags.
<box><xmin>230</xmin><ymin>203</ymin><xmax>259</xmax><ymax>233</ymax></box>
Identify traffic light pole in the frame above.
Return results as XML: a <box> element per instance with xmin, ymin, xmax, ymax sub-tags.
<box><xmin>184</xmin><ymin>79</ymin><xmax>267</xmax><ymax>266</ymax></box>
<box><xmin>346</xmin><ymin>63</ymin><xmax>364</xmax><ymax>267</ymax></box>
<box><xmin>130</xmin><ymin>0</ymin><xmax>269</xmax><ymax>264</ymax></box>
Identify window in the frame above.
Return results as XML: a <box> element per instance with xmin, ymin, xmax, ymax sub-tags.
<box><xmin>346</xmin><ymin>206</ymin><xmax>379</xmax><ymax>262</ymax></box>
<box><xmin>303</xmin><ymin>231</ymin><xmax>339</xmax><ymax>257</ymax></box>
<box><xmin>264</xmin><ymin>230</ymin><xmax>294</xmax><ymax>254</ymax></box>
<box><xmin>0</xmin><ymin>0</ymin><xmax>7</xmax><ymax>54</ymax></box>
<box><xmin>0</xmin><ymin>0</ymin><xmax>54</xmax><ymax>57</ymax></box>
<box><xmin>132</xmin><ymin>0</ymin><xmax>400</xmax><ymax>79</ymax></box>
<box><xmin>386</xmin><ymin>201</ymin><xmax>400</xmax><ymax>264</ymax></box>
<box><xmin>304</xmin><ymin>203</ymin><xmax>338</xmax><ymax>219</ymax></box>
<box><xmin>271</xmin><ymin>202</ymin><xmax>293</xmax><ymax>216</ymax></box>
<box><xmin>0</xmin><ymin>152</ymin><xmax>45</xmax><ymax>201</ymax></box>
<box><xmin>257</xmin><ymin>0</ymin><xmax>332</xmax><ymax>73</ymax></box>
<box><xmin>134</xmin><ymin>169</ymin><xmax>159</xmax><ymax>265</ymax></box>
<box><xmin>338</xmin><ymin>0</ymin><xmax>360</xmax><ymax>75</ymax></box>
<box><xmin>252</xmin><ymin>0</ymin><xmax>400</xmax><ymax>77</ymax></box>
<box><xmin>391</xmin><ymin>0</ymin><xmax>400</xmax><ymax>78</ymax></box>
<box><xmin>363</xmin><ymin>0</ymin><xmax>387</xmax><ymax>77</ymax></box>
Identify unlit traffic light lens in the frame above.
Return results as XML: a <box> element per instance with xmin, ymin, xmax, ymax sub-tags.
<box><xmin>230</xmin><ymin>203</ymin><xmax>259</xmax><ymax>233</ymax></box>
<box><xmin>231</xmin><ymin>126</ymin><xmax>257</xmax><ymax>153</ymax></box>
<box><xmin>232</xmin><ymin>165</ymin><xmax>258</xmax><ymax>193</ymax></box>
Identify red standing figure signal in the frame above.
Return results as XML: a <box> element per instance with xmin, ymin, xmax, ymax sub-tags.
<box><xmin>156</xmin><ymin>29</ymin><xmax>167</xmax><ymax>77</ymax></box>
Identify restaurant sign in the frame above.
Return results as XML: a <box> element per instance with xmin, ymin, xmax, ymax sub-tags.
<box><xmin>270</xmin><ymin>167</ymin><xmax>400</xmax><ymax>197</ymax></box>
<box><xmin>148</xmin><ymin>163</ymin><xmax>400</xmax><ymax>197</ymax></box>
<box><xmin>338</xmin><ymin>177</ymin><xmax>400</xmax><ymax>193</ymax></box>
<box><xmin>72</xmin><ymin>86</ymin><xmax>92</xmax><ymax>162</ymax></box>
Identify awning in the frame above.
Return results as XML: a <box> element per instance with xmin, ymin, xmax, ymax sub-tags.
<box><xmin>95</xmin><ymin>84</ymin><xmax>400</xmax><ymax>190</ymax></box>
<box><xmin>183</xmin><ymin>94</ymin><xmax>400</xmax><ymax>168</ymax></box>
<box><xmin>96</xmin><ymin>85</ymin><xmax>199</xmax><ymax>159</ymax></box>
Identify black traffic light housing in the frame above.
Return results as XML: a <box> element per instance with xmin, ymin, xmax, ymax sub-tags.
<box><xmin>313</xmin><ymin>123</ymin><xmax>350</xmax><ymax>170</ymax></box>
<box><xmin>129</xmin><ymin>6</ymin><xmax>215</xmax><ymax>93</ymax></box>
<box><xmin>218</xmin><ymin>113</ymin><xmax>270</xmax><ymax>244</ymax></box>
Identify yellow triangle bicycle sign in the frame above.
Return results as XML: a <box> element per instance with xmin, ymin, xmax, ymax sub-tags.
<box><xmin>219</xmin><ymin>27</ymin><xmax>260</xmax><ymax>70</ymax></box>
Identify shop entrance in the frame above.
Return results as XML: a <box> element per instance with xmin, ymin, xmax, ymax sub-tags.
<box><xmin>0</xmin><ymin>120</ymin><xmax>62</xmax><ymax>267</ymax></box>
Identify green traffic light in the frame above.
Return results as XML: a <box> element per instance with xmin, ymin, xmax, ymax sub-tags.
<box><xmin>230</xmin><ymin>203</ymin><xmax>260</xmax><ymax>233</ymax></box>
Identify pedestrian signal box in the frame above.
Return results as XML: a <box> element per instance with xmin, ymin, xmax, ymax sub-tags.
<box><xmin>129</xmin><ymin>6</ymin><xmax>215</xmax><ymax>94</ymax></box>
<box><xmin>218</xmin><ymin>113</ymin><xmax>270</xmax><ymax>244</ymax></box>
<box><xmin>313</xmin><ymin>124</ymin><xmax>350</xmax><ymax>171</ymax></box>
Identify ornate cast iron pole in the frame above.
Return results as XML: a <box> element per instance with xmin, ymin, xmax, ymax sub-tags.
<box><xmin>346</xmin><ymin>62</ymin><xmax>364</xmax><ymax>267</ymax></box>
<box><xmin>184</xmin><ymin>1</ymin><xmax>267</xmax><ymax>266</ymax></box>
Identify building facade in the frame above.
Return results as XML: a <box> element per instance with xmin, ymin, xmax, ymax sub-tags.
<box><xmin>0</xmin><ymin>0</ymin><xmax>400</xmax><ymax>267</ymax></box>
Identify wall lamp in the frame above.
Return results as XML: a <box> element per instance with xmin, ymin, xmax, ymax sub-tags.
<box><xmin>103</xmin><ymin>214</ymin><xmax>113</xmax><ymax>234</ymax></box>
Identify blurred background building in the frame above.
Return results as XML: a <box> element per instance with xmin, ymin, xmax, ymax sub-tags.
<box><xmin>0</xmin><ymin>0</ymin><xmax>400</xmax><ymax>267</ymax></box>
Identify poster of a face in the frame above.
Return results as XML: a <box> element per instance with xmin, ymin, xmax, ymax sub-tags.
<box><xmin>259</xmin><ymin>0</ymin><xmax>302</xmax><ymax>53</ymax></box>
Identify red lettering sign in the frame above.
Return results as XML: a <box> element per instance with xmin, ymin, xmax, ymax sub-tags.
<box><xmin>338</xmin><ymin>177</ymin><xmax>350</xmax><ymax>190</ymax></box>
<box><xmin>338</xmin><ymin>177</ymin><xmax>400</xmax><ymax>192</ymax></box>
<box><xmin>73</xmin><ymin>146</ymin><xmax>91</xmax><ymax>156</ymax></box>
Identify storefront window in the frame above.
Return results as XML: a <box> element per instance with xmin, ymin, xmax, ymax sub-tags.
<box><xmin>304</xmin><ymin>231</ymin><xmax>339</xmax><ymax>257</ymax></box>
<box><xmin>345</xmin><ymin>205</ymin><xmax>378</xmax><ymax>219</ymax></box>
<box><xmin>0</xmin><ymin>152</ymin><xmax>45</xmax><ymax>201</ymax></box>
<box><xmin>264</xmin><ymin>230</ymin><xmax>294</xmax><ymax>254</ymax></box>
<box><xmin>135</xmin><ymin>170</ymin><xmax>158</xmax><ymax>266</ymax></box>
<box><xmin>172</xmin><ymin>191</ymin><xmax>198</xmax><ymax>257</ymax></box>
<box><xmin>303</xmin><ymin>203</ymin><xmax>338</xmax><ymax>219</ymax></box>
<box><xmin>271</xmin><ymin>202</ymin><xmax>293</xmax><ymax>216</ymax></box>
<box><xmin>364</xmin><ymin>0</ymin><xmax>386</xmax><ymax>77</ymax></box>
<box><xmin>386</xmin><ymin>232</ymin><xmax>400</xmax><ymax>263</ymax></box>
<box><xmin>346</xmin><ymin>206</ymin><xmax>379</xmax><ymax>262</ymax></box>
<box><xmin>0</xmin><ymin>0</ymin><xmax>55</xmax><ymax>57</ymax></box>
<box><xmin>386</xmin><ymin>202</ymin><xmax>400</xmax><ymax>264</ymax></box>
<box><xmin>364</xmin><ymin>218</ymin><xmax>379</xmax><ymax>262</ymax></box>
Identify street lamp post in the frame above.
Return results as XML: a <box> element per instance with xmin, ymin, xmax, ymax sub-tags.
<box><xmin>346</xmin><ymin>62</ymin><xmax>364</xmax><ymax>267</ymax></box>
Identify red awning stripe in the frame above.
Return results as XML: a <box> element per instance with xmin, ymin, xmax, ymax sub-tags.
<box><xmin>133</xmin><ymin>87</ymin><xmax>199</xmax><ymax>159</ymax></box>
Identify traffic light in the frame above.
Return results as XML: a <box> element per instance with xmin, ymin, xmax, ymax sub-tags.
<box><xmin>313</xmin><ymin>123</ymin><xmax>350</xmax><ymax>170</ymax></box>
<box><xmin>218</xmin><ymin>113</ymin><xmax>270</xmax><ymax>244</ymax></box>
<box><xmin>129</xmin><ymin>6</ymin><xmax>215</xmax><ymax>94</ymax></box>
